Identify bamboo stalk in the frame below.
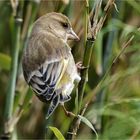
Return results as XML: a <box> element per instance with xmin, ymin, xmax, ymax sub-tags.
<box><xmin>78</xmin><ymin>0</ymin><xmax>90</xmax><ymax>113</ymax></box>
<box><xmin>69</xmin><ymin>0</ymin><xmax>115</xmax><ymax>139</ymax></box>
<box><xmin>83</xmin><ymin>29</ymin><xmax>137</xmax><ymax>105</ymax></box>
<box><xmin>4</xmin><ymin>1</ymin><xmax>23</xmax><ymax>137</ymax></box>
<box><xmin>70</xmin><ymin>1</ymin><xmax>97</xmax><ymax>139</ymax></box>
<box><xmin>2</xmin><ymin>1</ymin><xmax>40</xmax><ymax>137</ymax></box>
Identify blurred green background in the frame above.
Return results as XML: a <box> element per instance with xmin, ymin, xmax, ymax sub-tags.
<box><xmin>0</xmin><ymin>0</ymin><xmax>140</xmax><ymax>139</ymax></box>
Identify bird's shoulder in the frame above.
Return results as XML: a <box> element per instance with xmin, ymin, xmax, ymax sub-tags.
<box><xmin>23</xmin><ymin>32</ymin><xmax>71</xmax><ymax>71</ymax></box>
<box><xmin>32</xmin><ymin>32</ymin><xmax>71</xmax><ymax>59</ymax></box>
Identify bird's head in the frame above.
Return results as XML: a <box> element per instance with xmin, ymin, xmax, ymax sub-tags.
<box><xmin>34</xmin><ymin>12</ymin><xmax>79</xmax><ymax>42</ymax></box>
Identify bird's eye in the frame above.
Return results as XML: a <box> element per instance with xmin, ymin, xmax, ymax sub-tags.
<box><xmin>62</xmin><ymin>22</ymin><xmax>69</xmax><ymax>28</ymax></box>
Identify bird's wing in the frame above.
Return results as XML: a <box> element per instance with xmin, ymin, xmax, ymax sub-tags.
<box><xmin>23</xmin><ymin>34</ymin><xmax>71</xmax><ymax>102</ymax></box>
<box><xmin>30</xmin><ymin>59</ymin><xmax>68</xmax><ymax>98</ymax></box>
<box><xmin>22</xmin><ymin>34</ymin><xmax>72</xmax><ymax>118</ymax></box>
<box><xmin>29</xmin><ymin>58</ymin><xmax>69</xmax><ymax>118</ymax></box>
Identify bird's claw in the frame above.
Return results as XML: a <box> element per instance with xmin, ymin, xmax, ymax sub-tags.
<box><xmin>65</xmin><ymin>110</ymin><xmax>76</xmax><ymax>117</ymax></box>
<box><xmin>62</xmin><ymin>105</ymin><xmax>76</xmax><ymax>118</ymax></box>
<box><xmin>76</xmin><ymin>61</ymin><xmax>88</xmax><ymax>72</ymax></box>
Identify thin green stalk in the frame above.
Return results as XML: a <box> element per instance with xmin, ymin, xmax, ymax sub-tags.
<box><xmin>78</xmin><ymin>41</ymin><xmax>94</xmax><ymax>111</ymax></box>
<box><xmin>68</xmin><ymin>2</ymin><xmax>91</xmax><ymax>139</ymax></box>
<box><xmin>83</xmin><ymin>31</ymin><xmax>136</xmax><ymax>105</ymax></box>
<box><xmin>69</xmin><ymin>0</ymin><xmax>115</xmax><ymax>139</ymax></box>
<box><xmin>4</xmin><ymin>1</ymin><xmax>23</xmax><ymax>135</ymax></box>
<box><xmin>78</xmin><ymin>0</ymin><xmax>103</xmax><ymax>111</ymax></box>
<box><xmin>4</xmin><ymin>0</ymin><xmax>40</xmax><ymax>136</ymax></box>
<box><xmin>78</xmin><ymin>0</ymin><xmax>90</xmax><ymax>113</ymax></box>
<box><xmin>69</xmin><ymin>1</ymin><xmax>97</xmax><ymax>140</ymax></box>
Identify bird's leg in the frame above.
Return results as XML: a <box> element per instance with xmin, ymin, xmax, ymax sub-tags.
<box><xmin>61</xmin><ymin>104</ymin><xmax>76</xmax><ymax>118</ymax></box>
<box><xmin>76</xmin><ymin>61</ymin><xmax>88</xmax><ymax>72</ymax></box>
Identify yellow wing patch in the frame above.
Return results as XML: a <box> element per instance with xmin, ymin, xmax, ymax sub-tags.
<box><xmin>55</xmin><ymin>58</ymin><xmax>69</xmax><ymax>89</ymax></box>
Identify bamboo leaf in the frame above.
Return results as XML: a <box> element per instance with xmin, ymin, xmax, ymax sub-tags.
<box><xmin>48</xmin><ymin>126</ymin><xmax>65</xmax><ymax>140</ymax></box>
<box><xmin>0</xmin><ymin>53</ymin><xmax>11</xmax><ymax>70</ymax></box>
<box><xmin>78</xmin><ymin>115</ymin><xmax>98</xmax><ymax>139</ymax></box>
<box><xmin>75</xmin><ymin>88</ymin><xmax>79</xmax><ymax>115</ymax></box>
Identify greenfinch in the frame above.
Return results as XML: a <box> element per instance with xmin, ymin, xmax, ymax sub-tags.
<box><xmin>22</xmin><ymin>12</ymin><xmax>81</xmax><ymax>118</ymax></box>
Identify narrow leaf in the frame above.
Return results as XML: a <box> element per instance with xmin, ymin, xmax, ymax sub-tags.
<box><xmin>75</xmin><ymin>88</ymin><xmax>79</xmax><ymax>114</ymax></box>
<box><xmin>49</xmin><ymin>126</ymin><xmax>65</xmax><ymax>140</ymax></box>
<box><xmin>78</xmin><ymin>115</ymin><xmax>98</xmax><ymax>139</ymax></box>
<box><xmin>0</xmin><ymin>53</ymin><xmax>11</xmax><ymax>70</ymax></box>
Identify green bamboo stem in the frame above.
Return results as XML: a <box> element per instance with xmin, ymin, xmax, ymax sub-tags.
<box><xmin>69</xmin><ymin>0</ymin><xmax>115</xmax><ymax>139</ymax></box>
<box><xmin>83</xmin><ymin>32</ymin><xmax>135</xmax><ymax>105</ymax></box>
<box><xmin>78</xmin><ymin>0</ymin><xmax>104</xmax><ymax>111</ymax></box>
<box><xmin>78</xmin><ymin>0</ymin><xmax>90</xmax><ymax>112</ymax></box>
<box><xmin>78</xmin><ymin>40</ymin><xmax>94</xmax><ymax>111</ymax></box>
<box><xmin>70</xmin><ymin>1</ymin><xmax>96</xmax><ymax>140</ymax></box>
<box><xmin>4</xmin><ymin>1</ymin><xmax>23</xmax><ymax>135</ymax></box>
<box><xmin>3</xmin><ymin>0</ymin><xmax>40</xmax><ymax>136</ymax></box>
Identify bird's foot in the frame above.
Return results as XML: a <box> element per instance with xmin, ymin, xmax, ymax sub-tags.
<box><xmin>62</xmin><ymin>105</ymin><xmax>76</xmax><ymax>118</ymax></box>
<box><xmin>76</xmin><ymin>61</ymin><xmax>88</xmax><ymax>72</ymax></box>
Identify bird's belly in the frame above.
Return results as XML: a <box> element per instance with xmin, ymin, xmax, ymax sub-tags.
<box><xmin>57</xmin><ymin>65</ymin><xmax>80</xmax><ymax>97</ymax></box>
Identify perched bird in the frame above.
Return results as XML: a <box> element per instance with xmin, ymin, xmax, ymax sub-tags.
<box><xmin>22</xmin><ymin>12</ymin><xmax>81</xmax><ymax>118</ymax></box>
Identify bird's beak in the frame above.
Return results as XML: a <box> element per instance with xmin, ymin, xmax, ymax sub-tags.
<box><xmin>67</xmin><ymin>28</ymin><xmax>80</xmax><ymax>41</ymax></box>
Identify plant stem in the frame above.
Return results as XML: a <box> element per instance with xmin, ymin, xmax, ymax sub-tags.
<box><xmin>4</xmin><ymin>1</ymin><xmax>23</xmax><ymax>135</ymax></box>
<box><xmin>78</xmin><ymin>0</ymin><xmax>90</xmax><ymax>113</ymax></box>
<box><xmin>83</xmin><ymin>30</ymin><xmax>136</xmax><ymax>105</ymax></box>
<box><xmin>70</xmin><ymin>1</ymin><xmax>95</xmax><ymax>140</ymax></box>
<box><xmin>69</xmin><ymin>0</ymin><xmax>115</xmax><ymax>139</ymax></box>
<box><xmin>78</xmin><ymin>41</ymin><xmax>94</xmax><ymax>110</ymax></box>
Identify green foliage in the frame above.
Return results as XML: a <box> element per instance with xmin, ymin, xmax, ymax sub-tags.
<box><xmin>78</xmin><ymin>115</ymin><xmax>98</xmax><ymax>139</ymax></box>
<box><xmin>48</xmin><ymin>126</ymin><xmax>65</xmax><ymax>140</ymax></box>
<box><xmin>0</xmin><ymin>0</ymin><xmax>140</xmax><ymax>139</ymax></box>
<box><xmin>0</xmin><ymin>53</ymin><xmax>11</xmax><ymax>70</ymax></box>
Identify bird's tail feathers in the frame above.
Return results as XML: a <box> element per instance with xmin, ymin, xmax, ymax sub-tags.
<box><xmin>46</xmin><ymin>90</ymin><xmax>60</xmax><ymax>119</ymax></box>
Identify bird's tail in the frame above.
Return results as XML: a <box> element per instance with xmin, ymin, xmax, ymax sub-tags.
<box><xmin>46</xmin><ymin>92</ymin><xmax>71</xmax><ymax>119</ymax></box>
<box><xmin>46</xmin><ymin>90</ymin><xmax>60</xmax><ymax>119</ymax></box>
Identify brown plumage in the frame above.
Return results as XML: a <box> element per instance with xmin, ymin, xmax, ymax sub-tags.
<box><xmin>22</xmin><ymin>12</ymin><xmax>81</xmax><ymax>118</ymax></box>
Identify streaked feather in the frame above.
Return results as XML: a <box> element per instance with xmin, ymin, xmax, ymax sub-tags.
<box><xmin>24</xmin><ymin>56</ymin><xmax>69</xmax><ymax>117</ymax></box>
